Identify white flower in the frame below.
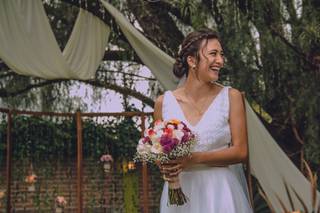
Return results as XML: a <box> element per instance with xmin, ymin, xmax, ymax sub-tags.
<box><xmin>177</xmin><ymin>124</ymin><xmax>184</xmax><ymax>130</ymax></box>
<box><xmin>155</xmin><ymin>129</ymin><xmax>164</xmax><ymax>138</ymax></box>
<box><xmin>154</xmin><ymin>121</ymin><xmax>165</xmax><ymax>131</ymax></box>
<box><xmin>150</xmin><ymin>134</ymin><xmax>159</xmax><ymax>143</ymax></box>
<box><xmin>173</xmin><ymin>129</ymin><xmax>184</xmax><ymax>141</ymax></box>
<box><xmin>137</xmin><ymin>143</ymin><xmax>151</xmax><ymax>154</ymax></box>
<box><xmin>167</xmin><ymin>124</ymin><xmax>175</xmax><ymax>130</ymax></box>
<box><xmin>150</xmin><ymin>142</ymin><xmax>163</xmax><ymax>154</ymax></box>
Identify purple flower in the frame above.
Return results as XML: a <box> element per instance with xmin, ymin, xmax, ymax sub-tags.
<box><xmin>163</xmin><ymin>144</ymin><xmax>172</xmax><ymax>153</ymax></box>
<box><xmin>160</xmin><ymin>135</ymin><xmax>178</xmax><ymax>153</ymax></box>
<box><xmin>181</xmin><ymin>132</ymin><xmax>189</xmax><ymax>144</ymax></box>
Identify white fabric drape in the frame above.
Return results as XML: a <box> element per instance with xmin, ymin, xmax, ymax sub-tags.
<box><xmin>63</xmin><ymin>9</ymin><xmax>110</xmax><ymax>79</ymax></box>
<box><xmin>0</xmin><ymin>0</ymin><xmax>110</xmax><ymax>79</ymax></box>
<box><xmin>245</xmin><ymin>99</ymin><xmax>320</xmax><ymax>211</ymax></box>
<box><xmin>100</xmin><ymin>0</ymin><xmax>179</xmax><ymax>90</ymax></box>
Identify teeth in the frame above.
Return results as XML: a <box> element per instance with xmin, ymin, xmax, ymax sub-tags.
<box><xmin>210</xmin><ymin>68</ymin><xmax>219</xmax><ymax>71</ymax></box>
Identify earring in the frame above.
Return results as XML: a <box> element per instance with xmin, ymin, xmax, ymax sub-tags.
<box><xmin>192</xmin><ymin>65</ymin><xmax>196</xmax><ymax>69</ymax></box>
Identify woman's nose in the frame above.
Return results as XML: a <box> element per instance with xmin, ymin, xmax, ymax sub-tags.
<box><xmin>215</xmin><ymin>54</ymin><xmax>224</xmax><ymax>65</ymax></box>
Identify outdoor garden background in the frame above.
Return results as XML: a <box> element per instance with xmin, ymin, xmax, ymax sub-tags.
<box><xmin>0</xmin><ymin>0</ymin><xmax>319</xmax><ymax>212</ymax></box>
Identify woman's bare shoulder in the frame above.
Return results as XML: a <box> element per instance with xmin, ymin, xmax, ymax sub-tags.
<box><xmin>154</xmin><ymin>95</ymin><xmax>164</xmax><ymax>120</ymax></box>
<box><xmin>154</xmin><ymin>95</ymin><xmax>164</xmax><ymax>106</ymax></box>
<box><xmin>228</xmin><ymin>87</ymin><xmax>243</xmax><ymax>99</ymax></box>
<box><xmin>171</xmin><ymin>88</ymin><xmax>185</xmax><ymax>101</ymax></box>
<box><xmin>228</xmin><ymin>87</ymin><xmax>244</xmax><ymax>108</ymax></box>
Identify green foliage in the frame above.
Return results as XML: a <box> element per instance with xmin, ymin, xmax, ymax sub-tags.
<box><xmin>123</xmin><ymin>171</ymin><xmax>139</xmax><ymax>213</ymax></box>
<box><xmin>198</xmin><ymin>0</ymin><xmax>320</xmax><ymax>165</ymax></box>
<box><xmin>0</xmin><ymin>115</ymin><xmax>142</xmax><ymax>162</ymax></box>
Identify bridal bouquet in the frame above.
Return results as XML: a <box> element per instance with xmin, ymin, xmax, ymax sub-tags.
<box><xmin>134</xmin><ymin>119</ymin><xmax>196</xmax><ymax>205</ymax></box>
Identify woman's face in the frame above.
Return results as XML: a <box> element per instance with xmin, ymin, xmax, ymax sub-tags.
<box><xmin>189</xmin><ymin>38</ymin><xmax>224</xmax><ymax>82</ymax></box>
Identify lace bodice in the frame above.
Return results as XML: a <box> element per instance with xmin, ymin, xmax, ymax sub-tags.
<box><xmin>162</xmin><ymin>86</ymin><xmax>231</xmax><ymax>152</ymax></box>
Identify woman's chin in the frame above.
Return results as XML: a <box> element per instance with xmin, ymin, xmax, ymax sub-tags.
<box><xmin>208</xmin><ymin>72</ymin><xmax>219</xmax><ymax>82</ymax></box>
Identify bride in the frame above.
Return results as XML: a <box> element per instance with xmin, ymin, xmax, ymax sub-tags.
<box><xmin>153</xmin><ymin>29</ymin><xmax>253</xmax><ymax>212</ymax></box>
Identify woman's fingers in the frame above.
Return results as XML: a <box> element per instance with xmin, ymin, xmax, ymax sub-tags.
<box><xmin>160</xmin><ymin>164</ymin><xmax>182</xmax><ymax>179</ymax></box>
<box><xmin>162</xmin><ymin>174</ymin><xmax>179</xmax><ymax>183</ymax></box>
<box><xmin>162</xmin><ymin>164</ymin><xmax>181</xmax><ymax>173</ymax></box>
<box><xmin>163</xmin><ymin>159</ymin><xmax>180</xmax><ymax>165</ymax></box>
<box><xmin>169</xmin><ymin>168</ymin><xmax>182</xmax><ymax>177</ymax></box>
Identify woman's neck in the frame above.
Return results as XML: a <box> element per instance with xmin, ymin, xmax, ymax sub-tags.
<box><xmin>181</xmin><ymin>75</ymin><xmax>218</xmax><ymax>101</ymax></box>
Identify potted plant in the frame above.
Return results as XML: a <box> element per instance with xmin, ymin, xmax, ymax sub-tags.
<box><xmin>100</xmin><ymin>154</ymin><xmax>113</xmax><ymax>173</ymax></box>
<box><xmin>55</xmin><ymin>196</ymin><xmax>67</xmax><ymax>213</ymax></box>
<box><xmin>25</xmin><ymin>174</ymin><xmax>37</xmax><ymax>192</ymax></box>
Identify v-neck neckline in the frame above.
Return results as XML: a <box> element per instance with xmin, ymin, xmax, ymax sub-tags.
<box><xmin>169</xmin><ymin>86</ymin><xmax>225</xmax><ymax>128</ymax></box>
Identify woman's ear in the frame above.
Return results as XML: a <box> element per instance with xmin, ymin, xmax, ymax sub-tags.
<box><xmin>187</xmin><ymin>56</ymin><xmax>196</xmax><ymax>69</ymax></box>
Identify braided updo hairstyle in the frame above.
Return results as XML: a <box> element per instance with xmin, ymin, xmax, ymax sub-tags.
<box><xmin>173</xmin><ymin>29</ymin><xmax>221</xmax><ymax>78</ymax></box>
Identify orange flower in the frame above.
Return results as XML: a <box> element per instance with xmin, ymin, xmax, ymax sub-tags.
<box><xmin>0</xmin><ymin>190</ymin><xmax>5</xmax><ymax>199</ymax></box>
<box><xmin>168</xmin><ymin>119</ymin><xmax>180</xmax><ymax>125</ymax></box>
<box><xmin>25</xmin><ymin>174</ymin><xmax>37</xmax><ymax>184</ymax></box>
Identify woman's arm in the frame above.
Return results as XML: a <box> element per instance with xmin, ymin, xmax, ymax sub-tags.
<box><xmin>153</xmin><ymin>95</ymin><xmax>163</xmax><ymax>121</ymax></box>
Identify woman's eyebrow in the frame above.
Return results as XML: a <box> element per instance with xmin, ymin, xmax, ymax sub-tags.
<box><xmin>208</xmin><ymin>49</ymin><xmax>223</xmax><ymax>53</ymax></box>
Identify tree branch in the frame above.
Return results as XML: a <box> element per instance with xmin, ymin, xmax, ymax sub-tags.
<box><xmin>269</xmin><ymin>25</ymin><xmax>317</xmax><ymax>67</ymax></box>
<box><xmin>98</xmin><ymin>70</ymin><xmax>156</xmax><ymax>81</ymax></box>
<box><xmin>103</xmin><ymin>50</ymin><xmax>142</xmax><ymax>64</ymax></box>
<box><xmin>0</xmin><ymin>78</ymin><xmax>155</xmax><ymax>107</ymax></box>
<box><xmin>79</xmin><ymin>80</ymin><xmax>154</xmax><ymax>107</ymax></box>
<box><xmin>0</xmin><ymin>79</ymin><xmax>63</xmax><ymax>97</ymax></box>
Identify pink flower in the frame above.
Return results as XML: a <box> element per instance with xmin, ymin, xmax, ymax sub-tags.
<box><xmin>100</xmin><ymin>154</ymin><xmax>113</xmax><ymax>162</ymax></box>
<box><xmin>154</xmin><ymin>120</ymin><xmax>165</xmax><ymax>131</ymax></box>
<box><xmin>154</xmin><ymin>120</ymin><xmax>163</xmax><ymax>126</ymax></box>
<box><xmin>140</xmin><ymin>137</ymin><xmax>151</xmax><ymax>144</ymax></box>
<box><xmin>56</xmin><ymin>196</ymin><xmax>67</xmax><ymax>207</ymax></box>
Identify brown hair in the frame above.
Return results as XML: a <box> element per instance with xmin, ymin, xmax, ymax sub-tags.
<box><xmin>173</xmin><ymin>29</ymin><xmax>221</xmax><ymax>78</ymax></box>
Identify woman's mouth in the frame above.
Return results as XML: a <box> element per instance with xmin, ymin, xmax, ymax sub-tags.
<box><xmin>209</xmin><ymin>66</ymin><xmax>220</xmax><ymax>72</ymax></box>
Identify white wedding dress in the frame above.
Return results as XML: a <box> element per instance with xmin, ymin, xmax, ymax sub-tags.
<box><xmin>160</xmin><ymin>85</ymin><xmax>253</xmax><ymax>213</ymax></box>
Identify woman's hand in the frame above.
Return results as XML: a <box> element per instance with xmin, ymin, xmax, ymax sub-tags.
<box><xmin>168</xmin><ymin>154</ymin><xmax>194</xmax><ymax>171</ymax></box>
<box><xmin>159</xmin><ymin>162</ymin><xmax>182</xmax><ymax>182</ymax></box>
<box><xmin>157</xmin><ymin>154</ymin><xmax>194</xmax><ymax>182</ymax></box>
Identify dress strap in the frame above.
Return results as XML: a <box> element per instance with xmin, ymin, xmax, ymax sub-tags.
<box><xmin>162</xmin><ymin>91</ymin><xmax>185</xmax><ymax>122</ymax></box>
<box><xmin>162</xmin><ymin>91</ymin><xmax>176</xmax><ymax>121</ymax></box>
<box><xmin>222</xmin><ymin>86</ymin><xmax>231</xmax><ymax>121</ymax></box>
